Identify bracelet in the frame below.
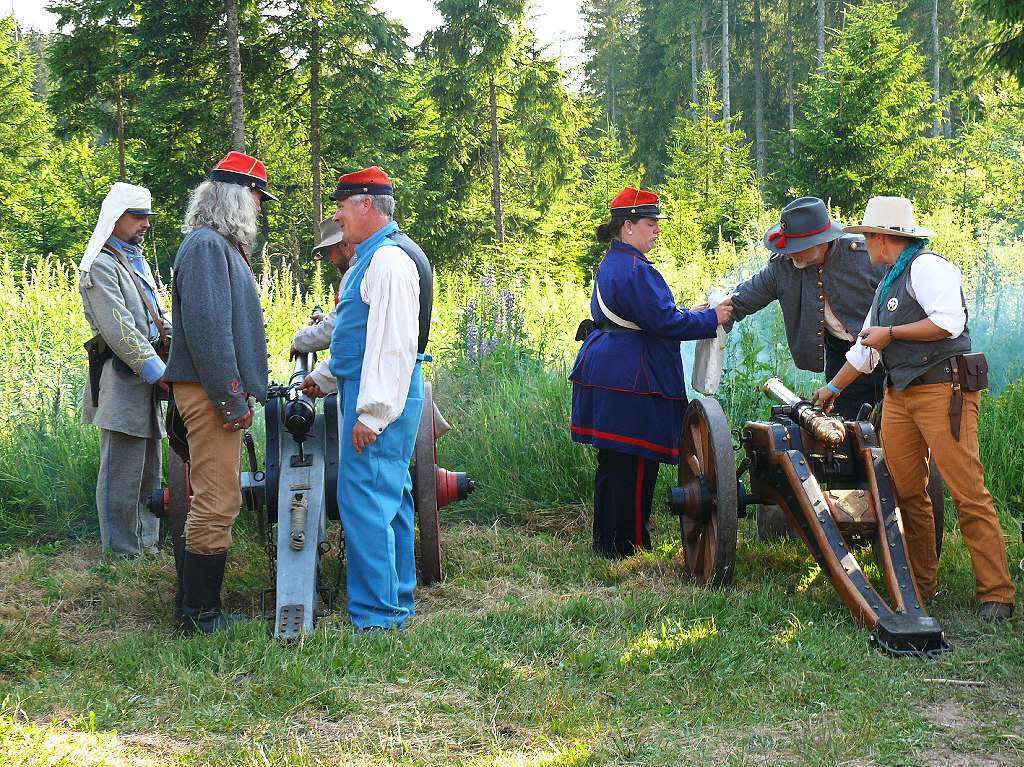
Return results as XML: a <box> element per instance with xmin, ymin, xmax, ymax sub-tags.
<box><xmin>888</xmin><ymin>324</ymin><xmax>894</xmax><ymax>340</ymax></box>
<box><xmin>826</xmin><ymin>382</ymin><xmax>843</xmax><ymax>395</ymax></box>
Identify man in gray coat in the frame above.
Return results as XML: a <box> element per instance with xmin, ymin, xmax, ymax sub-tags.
<box><xmin>728</xmin><ymin>197</ymin><xmax>887</xmax><ymax>420</ymax></box>
<box><xmin>162</xmin><ymin>150</ymin><xmax>274</xmax><ymax>635</ymax></box>
<box><xmin>79</xmin><ymin>182</ymin><xmax>170</xmax><ymax>558</ymax></box>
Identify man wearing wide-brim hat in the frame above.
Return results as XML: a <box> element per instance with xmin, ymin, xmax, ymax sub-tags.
<box><xmin>79</xmin><ymin>182</ymin><xmax>171</xmax><ymax>558</ymax></box>
<box><xmin>814</xmin><ymin>196</ymin><xmax>1016</xmax><ymax>623</ymax></box>
<box><xmin>727</xmin><ymin>196</ymin><xmax>888</xmax><ymax>421</ymax></box>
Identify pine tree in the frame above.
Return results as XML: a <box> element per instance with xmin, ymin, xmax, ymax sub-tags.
<box><xmin>789</xmin><ymin>0</ymin><xmax>940</xmax><ymax>215</ymax></box>
<box><xmin>659</xmin><ymin>71</ymin><xmax>762</xmax><ymax>264</ymax></box>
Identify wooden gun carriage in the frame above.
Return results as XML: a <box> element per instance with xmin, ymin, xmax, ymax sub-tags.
<box><xmin>668</xmin><ymin>378</ymin><xmax>950</xmax><ymax>657</ymax></box>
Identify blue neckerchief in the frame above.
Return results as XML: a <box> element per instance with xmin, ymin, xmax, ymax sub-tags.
<box><xmin>107</xmin><ymin>237</ymin><xmax>160</xmax><ymax>337</ymax></box>
<box><xmin>878</xmin><ymin>239</ymin><xmax>929</xmax><ymax>311</ymax></box>
<box><xmin>109</xmin><ymin>235</ymin><xmax>143</xmax><ymax>259</ymax></box>
<box><xmin>354</xmin><ymin>221</ymin><xmax>399</xmax><ymax>260</ymax></box>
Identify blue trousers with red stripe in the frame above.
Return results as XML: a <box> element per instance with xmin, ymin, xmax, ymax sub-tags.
<box><xmin>593</xmin><ymin>449</ymin><xmax>659</xmax><ymax>558</ymax></box>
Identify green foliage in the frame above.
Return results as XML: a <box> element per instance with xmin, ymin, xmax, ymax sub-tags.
<box><xmin>788</xmin><ymin>0</ymin><xmax>941</xmax><ymax>213</ymax></box>
<box><xmin>659</xmin><ymin>71</ymin><xmax>764</xmax><ymax>269</ymax></box>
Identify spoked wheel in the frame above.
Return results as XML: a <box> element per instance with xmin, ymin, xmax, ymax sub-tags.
<box><xmin>674</xmin><ymin>397</ymin><xmax>738</xmax><ymax>586</ymax></box>
<box><xmin>413</xmin><ymin>381</ymin><xmax>443</xmax><ymax>586</ymax></box>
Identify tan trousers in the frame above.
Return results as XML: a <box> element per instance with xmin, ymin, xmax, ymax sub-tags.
<box><xmin>174</xmin><ymin>382</ymin><xmax>243</xmax><ymax>554</ymax></box>
<box><xmin>880</xmin><ymin>383</ymin><xmax>1015</xmax><ymax>605</ymax></box>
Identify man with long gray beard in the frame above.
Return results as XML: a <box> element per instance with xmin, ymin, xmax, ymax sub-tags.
<box><xmin>162</xmin><ymin>151</ymin><xmax>276</xmax><ymax>635</ymax></box>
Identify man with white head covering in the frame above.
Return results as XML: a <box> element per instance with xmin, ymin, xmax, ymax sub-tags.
<box><xmin>79</xmin><ymin>182</ymin><xmax>170</xmax><ymax>557</ymax></box>
<box><xmin>814</xmin><ymin>196</ymin><xmax>1016</xmax><ymax>623</ymax></box>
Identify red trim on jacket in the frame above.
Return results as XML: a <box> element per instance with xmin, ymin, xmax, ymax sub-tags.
<box><xmin>570</xmin><ymin>425</ymin><xmax>680</xmax><ymax>457</ymax></box>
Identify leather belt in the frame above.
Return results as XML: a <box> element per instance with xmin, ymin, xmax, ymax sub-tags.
<box><xmin>598</xmin><ymin>323</ymin><xmax>640</xmax><ymax>333</ymax></box>
<box><xmin>906</xmin><ymin>360</ymin><xmax>954</xmax><ymax>387</ymax></box>
<box><xmin>902</xmin><ymin>355</ymin><xmax>964</xmax><ymax>442</ymax></box>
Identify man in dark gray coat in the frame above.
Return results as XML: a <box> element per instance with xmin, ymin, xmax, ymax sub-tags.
<box><xmin>162</xmin><ymin>150</ymin><xmax>274</xmax><ymax>635</ymax></box>
<box><xmin>728</xmin><ymin>197</ymin><xmax>887</xmax><ymax>420</ymax></box>
<box><xmin>79</xmin><ymin>183</ymin><xmax>170</xmax><ymax>557</ymax></box>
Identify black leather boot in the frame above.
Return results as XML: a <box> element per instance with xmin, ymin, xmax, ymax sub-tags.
<box><xmin>172</xmin><ymin>536</ymin><xmax>186</xmax><ymax>633</ymax></box>
<box><xmin>180</xmin><ymin>550</ymin><xmax>244</xmax><ymax>635</ymax></box>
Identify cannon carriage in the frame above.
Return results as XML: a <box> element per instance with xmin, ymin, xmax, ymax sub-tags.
<box><xmin>155</xmin><ymin>351</ymin><xmax>474</xmax><ymax>641</ymax></box>
<box><xmin>668</xmin><ymin>378</ymin><xmax>951</xmax><ymax>657</ymax></box>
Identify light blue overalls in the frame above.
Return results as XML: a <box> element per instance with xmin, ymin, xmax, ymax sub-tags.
<box><xmin>329</xmin><ymin>222</ymin><xmax>424</xmax><ymax>629</ymax></box>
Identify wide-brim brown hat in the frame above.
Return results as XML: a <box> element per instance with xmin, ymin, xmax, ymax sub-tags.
<box><xmin>312</xmin><ymin>217</ymin><xmax>344</xmax><ymax>256</ymax></box>
<box><xmin>763</xmin><ymin>197</ymin><xmax>845</xmax><ymax>255</ymax></box>
<box><xmin>843</xmin><ymin>196</ymin><xmax>933</xmax><ymax>239</ymax></box>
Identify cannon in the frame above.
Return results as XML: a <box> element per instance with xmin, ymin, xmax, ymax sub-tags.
<box><xmin>154</xmin><ymin>350</ymin><xmax>474</xmax><ymax>641</ymax></box>
<box><xmin>668</xmin><ymin>378</ymin><xmax>950</xmax><ymax>657</ymax></box>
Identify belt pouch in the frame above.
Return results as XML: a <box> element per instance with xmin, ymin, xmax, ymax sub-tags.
<box><xmin>958</xmin><ymin>352</ymin><xmax>989</xmax><ymax>392</ymax></box>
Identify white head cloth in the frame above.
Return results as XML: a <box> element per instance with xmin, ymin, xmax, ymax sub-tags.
<box><xmin>78</xmin><ymin>182</ymin><xmax>154</xmax><ymax>273</ymax></box>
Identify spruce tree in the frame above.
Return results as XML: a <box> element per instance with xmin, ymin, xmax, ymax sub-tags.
<box><xmin>788</xmin><ymin>0</ymin><xmax>940</xmax><ymax>215</ymax></box>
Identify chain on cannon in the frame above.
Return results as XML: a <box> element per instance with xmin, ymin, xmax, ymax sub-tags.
<box><xmin>666</xmin><ymin>377</ymin><xmax>951</xmax><ymax>658</ymax></box>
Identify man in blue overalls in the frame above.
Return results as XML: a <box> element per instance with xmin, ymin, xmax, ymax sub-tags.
<box><xmin>311</xmin><ymin>166</ymin><xmax>432</xmax><ymax>631</ymax></box>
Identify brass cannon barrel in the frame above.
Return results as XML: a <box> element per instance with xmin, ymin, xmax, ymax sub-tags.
<box><xmin>763</xmin><ymin>377</ymin><xmax>847</xmax><ymax>446</ymax></box>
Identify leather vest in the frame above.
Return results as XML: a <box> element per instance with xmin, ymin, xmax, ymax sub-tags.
<box><xmin>873</xmin><ymin>250</ymin><xmax>971</xmax><ymax>390</ymax></box>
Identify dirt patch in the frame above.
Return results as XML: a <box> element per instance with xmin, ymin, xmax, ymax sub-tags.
<box><xmin>922</xmin><ymin>699</ymin><xmax>969</xmax><ymax>730</ymax></box>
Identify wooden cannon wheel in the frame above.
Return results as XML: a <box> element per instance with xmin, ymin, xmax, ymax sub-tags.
<box><xmin>413</xmin><ymin>381</ymin><xmax>444</xmax><ymax>586</ymax></box>
<box><xmin>678</xmin><ymin>397</ymin><xmax>738</xmax><ymax>587</ymax></box>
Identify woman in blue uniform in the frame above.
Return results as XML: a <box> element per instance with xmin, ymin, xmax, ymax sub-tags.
<box><xmin>570</xmin><ymin>187</ymin><xmax>734</xmax><ymax>558</ymax></box>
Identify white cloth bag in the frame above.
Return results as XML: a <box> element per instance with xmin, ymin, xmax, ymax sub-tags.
<box><xmin>691</xmin><ymin>290</ymin><xmax>728</xmax><ymax>394</ymax></box>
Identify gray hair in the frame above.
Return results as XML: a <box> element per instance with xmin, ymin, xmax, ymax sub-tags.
<box><xmin>181</xmin><ymin>181</ymin><xmax>260</xmax><ymax>250</ymax></box>
<box><xmin>349</xmin><ymin>193</ymin><xmax>394</xmax><ymax>220</ymax></box>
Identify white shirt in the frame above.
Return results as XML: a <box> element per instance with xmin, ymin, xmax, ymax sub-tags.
<box><xmin>846</xmin><ymin>254</ymin><xmax>967</xmax><ymax>373</ymax></box>
<box><xmin>308</xmin><ymin>246</ymin><xmax>420</xmax><ymax>434</ymax></box>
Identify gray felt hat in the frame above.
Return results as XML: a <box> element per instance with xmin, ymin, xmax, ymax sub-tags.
<box><xmin>312</xmin><ymin>217</ymin><xmax>344</xmax><ymax>256</ymax></box>
<box><xmin>763</xmin><ymin>197</ymin><xmax>845</xmax><ymax>255</ymax></box>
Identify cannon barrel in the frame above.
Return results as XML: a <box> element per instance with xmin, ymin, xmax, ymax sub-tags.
<box><xmin>284</xmin><ymin>352</ymin><xmax>316</xmax><ymax>442</ymax></box>
<box><xmin>763</xmin><ymin>377</ymin><xmax>846</xmax><ymax>446</ymax></box>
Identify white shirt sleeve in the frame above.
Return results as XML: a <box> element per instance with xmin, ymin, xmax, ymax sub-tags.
<box><xmin>291</xmin><ymin>306</ymin><xmax>337</xmax><ymax>353</ymax></box>
<box><xmin>845</xmin><ymin>311</ymin><xmax>880</xmax><ymax>374</ymax></box>
<box><xmin>906</xmin><ymin>254</ymin><xmax>967</xmax><ymax>338</ymax></box>
<box><xmin>356</xmin><ymin>245</ymin><xmax>420</xmax><ymax>433</ymax></box>
<box><xmin>308</xmin><ymin>359</ymin><xmax>337</xmax><ymax>394</ymax></box>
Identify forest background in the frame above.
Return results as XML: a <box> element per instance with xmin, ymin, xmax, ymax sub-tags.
<box><xmin>3</xmin><ymin>2</ymin><xmax>1024</xmax><ymax>764</ymax></box>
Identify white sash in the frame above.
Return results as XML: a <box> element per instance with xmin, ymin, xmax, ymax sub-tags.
<box><xmin>595</xmin><ymin>282</ymin><xmax>641</xmax><ymax>330</ymax></box>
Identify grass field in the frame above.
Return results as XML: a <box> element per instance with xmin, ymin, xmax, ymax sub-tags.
<box><xmin>1</xmin><ymin>258</ymin><xmax>1022</xmax><ymax>766</ymax></box>
<box><xmin>1</xmin><ymin>511</ymin><xmax>1022</xmax><ymax>766</ymax></box>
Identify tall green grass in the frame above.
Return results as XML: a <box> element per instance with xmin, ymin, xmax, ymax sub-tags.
<box><xmin>1</xmin><ymin>253</ymin><xmax>1021</xmax><ymax>546</ymax></box>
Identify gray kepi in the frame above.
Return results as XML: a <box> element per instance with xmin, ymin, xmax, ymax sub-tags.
<box><xmin>763</xmin><ymin>197</ymin><xmax>845</xmax><ymax>255</ymax></box>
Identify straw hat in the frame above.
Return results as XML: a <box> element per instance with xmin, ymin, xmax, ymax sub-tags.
<box><xmin>843</xmin><ymin>196</ymin><xmax>933</xmax><ymax>239</ymax></box>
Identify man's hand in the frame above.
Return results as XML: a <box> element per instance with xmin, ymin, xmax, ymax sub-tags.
<box><xmin>811</xmin><ymin>385</ymin><xmax>840</xmax><ymax>414</ymax></box>
<box><xmin>714</xmin><ymin>297</ymin><xmax>734</xmax><ymax>326</ymax></box>
<box><xmin>352</xmin><ymin>421</ymin><xmax>378</xmax><ymax>453</ymax></box>
<box><xmin>858</xmin><ymin>326</ymin><xmax>892</xmax><ymax>350</ymax></box>
<box><xmin>224</xmin><ymin>407</ymin><xmax>253</xmax><ymax>432</ymax></box>
<box><xmin>297</xmin><ymin>374</ymin><xmax>325</xmax><ymax>399</ymax></box>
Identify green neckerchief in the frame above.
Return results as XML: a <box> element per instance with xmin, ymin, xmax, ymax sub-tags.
<box><xmin>878</xmin><ymin>239</ymin><xmax>929</xmax><ymax>313</ymax></box>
